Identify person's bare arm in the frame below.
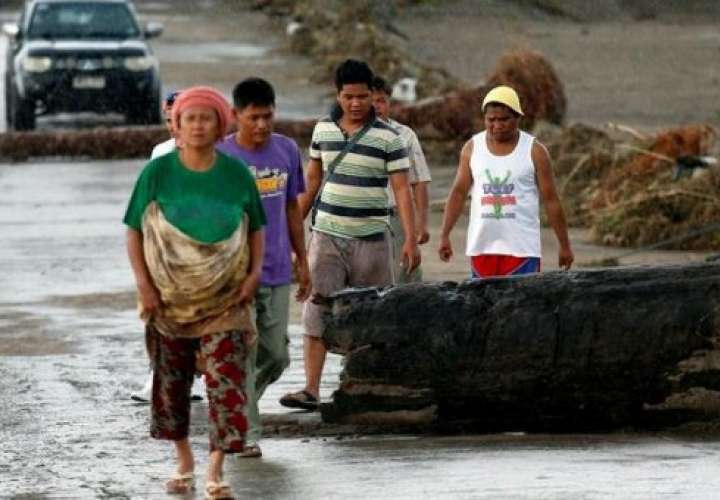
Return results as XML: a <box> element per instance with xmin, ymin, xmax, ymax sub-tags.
<box><xmin>297</xmin><ymin>158</ymin><xmax>323</xmax><ymax>220</ymax></box>
<box><xmin>286</xmin><ymin>198</ymin><xmax>311</xmax><ymax>301</ymax></box>
<box><xmin>236</xmin><ymin>228</ymin><xmax>265</xmax><ymax>305</ymax></box>
<box><xmin>390</xmin><ymin>171</ymin><xmax>421</xmax><ymax>272</ymax></box>
<box><xmin>126</xmin><ymin>228</ymin><xmax>162</xmax><ymax>314</ymax></box>
<box><xmin>406</xmin><ymin>130</ymin><xmax>431</xmax><ymax>245</ymax></box>
<box><xmin>412</xmin><ymin>181</ymin><xmax>430</xmax><ymax>244</ymax></box>
<box><xmin>439</xmin><ymin>140</ymin><xmax>473</xmax><ymax>262</ymax></box>
<box><xmin>532</xmin><ymin>141</ymin><xmax>574</xmax><ymax>270</ymax></box>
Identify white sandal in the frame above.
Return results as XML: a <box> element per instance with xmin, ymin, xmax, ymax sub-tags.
<box><xmin>238</xmin><ymin>440</ymin><xmax>262</xmax><ymax>458</ymax></box>
<box><xmin>165</xmin><ymin>472</ymin><xmax>194</xmax><ymax>494</ymax></box>
<box><xmin>205</xmin><ymin>480</ymin><xmax>235</xmax><ymax>499</ymax></box>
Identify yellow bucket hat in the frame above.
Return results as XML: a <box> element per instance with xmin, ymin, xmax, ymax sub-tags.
<box><xmin>482</xmin><ymin>85</ymin><xmax>524</xmax><ymax>116</ymax></box>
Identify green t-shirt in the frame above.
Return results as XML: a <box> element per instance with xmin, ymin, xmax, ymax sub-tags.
<box><xmin>123</xmin><ymin>150</ymin><xmax>266</xmax><ymax>243</ymax></box>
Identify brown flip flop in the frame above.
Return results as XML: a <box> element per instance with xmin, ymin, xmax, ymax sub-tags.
<box><xmin>279</xmin><ymin>390</ymin><xmax>319</xmax><ymax>410</ymax></box>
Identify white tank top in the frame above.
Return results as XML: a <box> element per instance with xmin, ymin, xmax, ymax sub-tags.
<box><xmin>466</xmin><ymin>130</ymin><xmax>541</xmax><ymax>257</ymax></box>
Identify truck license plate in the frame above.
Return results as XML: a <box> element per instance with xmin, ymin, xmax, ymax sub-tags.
<box><xmin>72</xmin><ymin>76</ymin><xmax>106</xmax><ymax>89</ymax></box>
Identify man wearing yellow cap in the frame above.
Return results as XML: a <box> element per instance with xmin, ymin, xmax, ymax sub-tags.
<box><xmin>439</xmin><ymin>85</ymin><xmax>574</xmax><ymax>277</ymax></box>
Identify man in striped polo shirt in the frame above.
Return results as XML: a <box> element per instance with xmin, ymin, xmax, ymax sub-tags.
<box><xmin>279</xmin><ymin>59</ymin><xmax>421</xmax><ymax>410</ymax></box>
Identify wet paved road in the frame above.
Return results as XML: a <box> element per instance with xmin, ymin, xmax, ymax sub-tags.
<box><xmin>3</xmin><ymin>159</ymin><xmax>720</xmax><ymax>499</ymax></box>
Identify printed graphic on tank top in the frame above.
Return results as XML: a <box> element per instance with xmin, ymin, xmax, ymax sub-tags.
<box><xmin>481</xmin><ymin>168</ymin><xmax>516</xmax><ymax>219</ymax></box>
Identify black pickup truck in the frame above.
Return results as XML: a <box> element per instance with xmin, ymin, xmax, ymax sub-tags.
<box><xmin>3</xmin><ymin>0</ymin><xmax>163</xmax><ymax>130</ymax></box>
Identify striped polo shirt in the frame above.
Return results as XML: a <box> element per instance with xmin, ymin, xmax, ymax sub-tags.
<box><xmin>309</xmin><ymin>109</ymin><xmax>409</xmax><ymax>239</ymax></box>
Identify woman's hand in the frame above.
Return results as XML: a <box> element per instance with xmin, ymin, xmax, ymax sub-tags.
<box><xmin>138</xmin><ymin>280</ymin><xmax>162</xmax><ymax>315</ymax></box>
<box><xmin>127</xmin><ymin>229</ymin><xmax>162</xmax><ymax>315</ymax></box>
<box><xmin>237</xmin><ymin>271</ymin><xmax>261</xmax><ymax>306</ymax></box>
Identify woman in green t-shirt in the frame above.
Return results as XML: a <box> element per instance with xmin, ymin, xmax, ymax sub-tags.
<box><xmin>124</xmin><ymin>86</ymin><xmax>266</xmax><ymax>499</ymax></box>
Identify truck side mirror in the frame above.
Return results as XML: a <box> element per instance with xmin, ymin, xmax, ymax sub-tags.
<box><xmin>144</xmin><ymin>21</ymin><xmax>163</xmax><ymax>39</ymax></box>
<box><xmin>2</xmin><ymin>22</ymin><xmax>20</xmax><ymax>39</ymax></box>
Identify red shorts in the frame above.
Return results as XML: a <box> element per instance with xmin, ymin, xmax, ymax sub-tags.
<box><xmin>470</xmin><ymin>254</ymin><xmax>541</xmax><ymax>278</ymax></box>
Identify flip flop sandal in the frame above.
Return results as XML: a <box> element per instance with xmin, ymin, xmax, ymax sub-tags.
<box><xmin>238</xmin><ymin>441</ymin><xmax>262</xmax><ymax>458</ymax></box>
<box><xmin>279</xmin><ymin>390</ymin><xmax>319</xmax><ymax>410</ymax></box>
<box><xmin>165</xmin><ymin>472</ymin><xmax>194</xmax><ymax>494</ymax></box>
<box><xmin>205</xmin><ymin>480</ymin><xmax>235</xmax><ymax>500</ymax></box>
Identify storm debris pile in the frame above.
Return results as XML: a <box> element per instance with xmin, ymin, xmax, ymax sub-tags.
<box><xmin>270</xmin><ymin>0</ymin><xmax>461</xmax><ymax>98</ymax></box>
<box><xmin>486</xmin><ymin>49</ymin><xmax>567</xmax><ymax>128</ymax></box>
<box><xmin>392</xmin><ymin>49</ymin><xmax>567</xmax><ymax>143</ymax></box>
<box><xmin>589</xmin><ymin>124</ymin><xmax>719</xmax><ymax>249</ymax></box>
<box><xmin>537</xmin><ymin>122</ymin><xmax>627</xmax><ymax>227</ymax></box>
<box><xmin>540</xmin><ymin>123</ymin><xmax>720</xmax><ymax>249</ymax></box>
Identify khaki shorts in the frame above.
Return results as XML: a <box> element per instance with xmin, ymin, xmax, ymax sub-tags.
<box><xmin>302</xmin><ymin>231</ymin><xmax>392</xmax><ymax>338</ymax></box>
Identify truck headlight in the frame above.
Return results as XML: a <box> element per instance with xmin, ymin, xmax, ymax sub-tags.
<box><xmin>22</xmin><ymin>56</ymin><xmax>52</xmax><ymax>72</ymax></box>
<box><xmin>123</xmin><ymin>56</ymin><xmax>155</xmax><ymax>71</ymax></box>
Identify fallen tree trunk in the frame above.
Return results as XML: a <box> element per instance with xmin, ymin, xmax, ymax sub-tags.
<box><xmin>0</xmin><ymin>126</ymin><xmax>169</xmax><ymax>161</ymax></box>
<box><xmin>321</xmin><ymin>264</ymin><xmax>720</xmax><ymax>432</ymax></box>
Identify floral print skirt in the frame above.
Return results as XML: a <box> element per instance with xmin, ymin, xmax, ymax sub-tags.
<box><xmin>150</xmin><ymin>327</ymin><xmax>249</xmax><ymax>453</ymax></box>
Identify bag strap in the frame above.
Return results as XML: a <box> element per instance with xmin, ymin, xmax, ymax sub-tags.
<box><xmin>311</xmin><ymin>119</ymin><xmax>374</xmax><ymax>226</ymax></box>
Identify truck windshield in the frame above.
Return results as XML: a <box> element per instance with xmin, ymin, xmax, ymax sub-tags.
<box><xmin>27</xmin><ymin>2</ymin><xmax>140</xmax><ymax>40</ymax></box>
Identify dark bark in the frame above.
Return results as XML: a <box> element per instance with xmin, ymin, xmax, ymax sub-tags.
<box><xmin>321</xmin><ymin>265</ymin><xmax>720</xmax><ymax>431</ymax></box>
<box><xmin>0</xmin><ymin>119</ymin><xmax>315</xmax><ymax>162</ymax></box>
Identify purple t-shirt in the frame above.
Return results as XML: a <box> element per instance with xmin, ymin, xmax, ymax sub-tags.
<box><xmin>217</xmin><ymin>133</ymin><xmax>305</xmax><ymax>286</ymax></box>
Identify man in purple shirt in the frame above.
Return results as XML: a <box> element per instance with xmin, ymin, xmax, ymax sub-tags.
<box><xmin>217</xmin><ymin>78</ymin><xmax>310</xmax><ymax>458</ymax></box>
